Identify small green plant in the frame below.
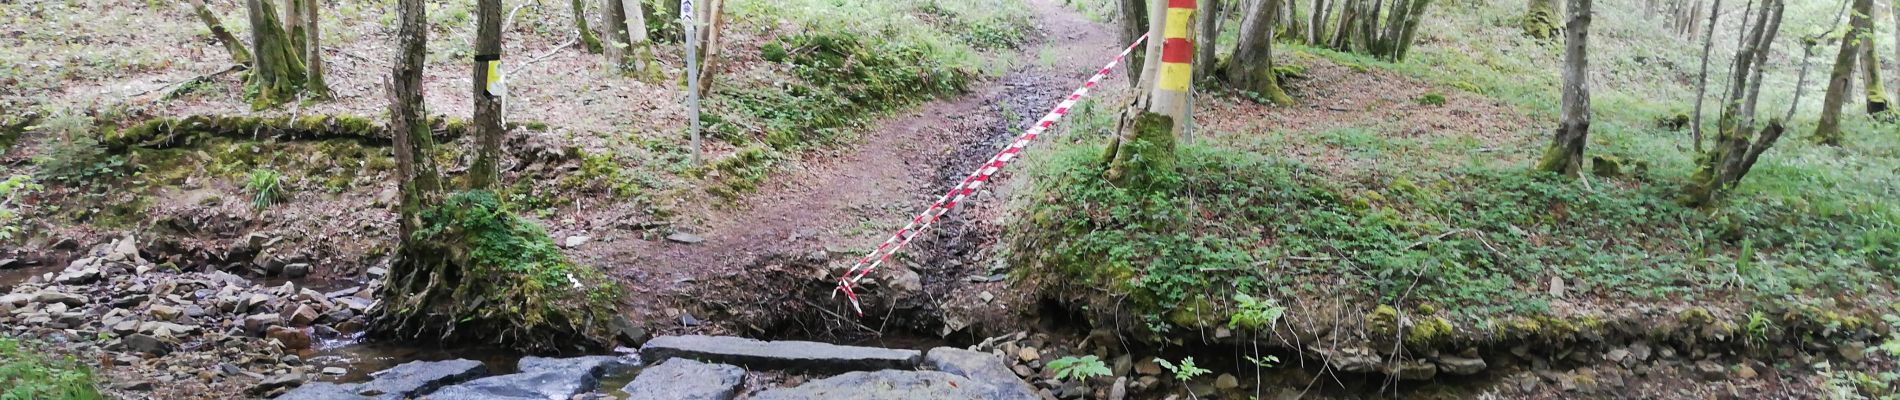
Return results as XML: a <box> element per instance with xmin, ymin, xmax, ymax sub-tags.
<box><xmin>1228</xmin><ymin>292</ymin><xmax>1287</xmax><ymax>330</ymax></box>
<box><xmin>32</xmin><ymin>114</ymin><xmax>126</xmax><ymax>186</ymax></box>
<box><xmin>1415</xmin><ymin>92</ymin><xmax>1447</xmax><ymax>106</ymax></box>
<box><xmin>245</xmin><ymin>168</ymin><xmax>287</xmax><ymax>211</ymax></box>
<box><xmin>0</xmin><ymin>337</ymin><xmax>105</xmax><ymax>400</ymax></box>
<box><xmin>1744</xmin><ymin>310</ymin><xmax>1772</xmax><ymax>342</ymax></box>
<box><xmin>1245</xmin><ymin>354</ymin><xmax>1281</xmax><ymax>368</ymax></box>
<box><xmin>1154</xmin><ymin>357</ymin><xmax>1210</xmax><ymax>382</ymax></box>
<box><xmin>1046</xmin><ymin>355</ymin><xmax>1113</xmax><ymax>382</ymax></box>
<box><xmin>0</xmin><ymin>174</ymin><xmax>41</xmax><ymax>242</ymax></box>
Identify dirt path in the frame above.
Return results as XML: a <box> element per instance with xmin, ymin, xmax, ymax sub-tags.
<box><xmin>577</xmin><ymin>0</ymin><xmax>1124</xmax><ymax>332</ymax></box>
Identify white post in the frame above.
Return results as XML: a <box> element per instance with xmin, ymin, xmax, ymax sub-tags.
<box><xmin>682</xmin><ymin>0</ymin><xmax>701</xmax><ymax>166</ymax></box>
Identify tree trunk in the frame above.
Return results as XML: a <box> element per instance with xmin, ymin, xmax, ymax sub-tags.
<box><xmin>245</xmin><ymin>0</ymin><xmax>306</xmax><ymax>109</ymax></box>
<box><xmin>1226</xmin><ymin>0</ymin><xmax>1294</xmax><ymax>105</ymax></box>
<box><xmin>1786</xmin><ymin>37</ymin><xmax>1819</xmax><ymax>122</ymax></box>
<box><xmin>470</xmin><ymin>0</ymin><xmax>504</xmax><ymax>190</ymax></box>
<box><xmin>603</xmin><ymin>0</ymin><xmax>633</xmax><ymax>71</ymax></box>
<box><xmin>1535</xmin><ymin>0</ymin><xmax>1590</xmax><ymax>177</ymax></box>
<box><xmin>387</xmin><ymin>0</ymin><xmax>440</xmax><ymax>245</ymax></box>
<box><xmin>188</xmin><ymin>0</ymin><xmax>252</xmax><ymax>65</ymax></box>
<box><xmin>1861</xmin><ymin>26</ymin><xmax>1891</xmax><ymax>115</ymax></box>
<box><xmin>1194</xmin><ymin>0</ymin><xmax>1224</xmax><ymax>82</ymax></box>
<box><xmin>572</xmin><ymin>0</ymin><xmax>604</xmax><ymax>53</ymax></box>
<box><xmin>1120</xmin><ymin>0</ymin><xmax>1149</xmax><ymax>85</ymax></box>
<box><xmin>1525</xmin><ymin>0</ymin><xmax>1561</xmax><ymax>40</ymax></box>
<box><xmin>1392</xmin><ymin>0</ymin><xmax>1432</xmax><ymax>60</ymax></box>
<box><xmin>285</xmin><ymin>0</ymin><xmax>307</xmax><ymax>60</ymax></box>
<box><xmin>696</xmin><ymin>0</ymin><xmax>724</xmax><ymax>94</ymax></box>
<box><xmin>1310</xmin><ymin>0</ymin><xmax>1329</xmax><ymax>44</ymax></box>
<box><xmin>1816</xmin><ymin>0</ymin><xmax>1872</xmax><ymax>145</ymax></box>
<box><xmin>304</xmin><ymin>0</ymin><xmax>329</xmax><ymax>98</ymax></box>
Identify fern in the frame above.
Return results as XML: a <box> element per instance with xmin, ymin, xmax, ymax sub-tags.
<box><xmin>1154</xmin><ymin>357</ymin><xmax>1210</xmax><ymax>382</ymax></box>
<box><xmin>1046</xmin><ymin>355</ymin><xmax>1112</xmax><ymax>382</ymax></box>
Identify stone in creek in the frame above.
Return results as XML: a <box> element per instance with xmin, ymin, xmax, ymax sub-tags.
<box><xmin>249</xmin><ymin>372</ymin><xmax>307</xmax><ymax>396</ymax></box>
<box><xmin>120</xmin><ymin>333</ymin><xmax>173</xmax><ymax>356</ymax></box>
<box><xmin>924</xmin><ymin>347</ymin><xmax>1039</xmax><ymax>400</ymax></box>
<box><xmin>277</xmin><ymin>382</ymin><xmax>366</xmax><ymax>400</ymax></box>
<box><xmin>288</xmin><ymin>304</ymin><xmax>321</xmax><ymax>326</ymax></box>
<box><xmin>244</xmin><ymin>313</ymin><xmax>282</xmax><ymax>335</ymax></box>
<box><xmin>428</xmin><ymin>369</ymin><xmax>598</xmax><ymax>400</ymax></box>
<box><xmin>148</xmin><ymin>304</ymin><xmax>182</xmax><ymax>320</ymax></box>
<box><xmin>516</xmin><ymin>355</ymin><xmax>635</xmax><ymax>376</ymax></box>
<box><xmin>640</xmin><ymin>335</ymin><xmax>921</xmax><ymax>373</ymax></box>
<box><xmin>353</xmin><ymin>359</ymin><xmax>488</xmax><ymax>399</ymax></box>
<box><xmin>266</xmin><ymin>326</ymin><xmax>314</xmax><ymax>350</ymax></box>
<box><xmin>1436</xmin><ymin>355</ymin><xmax>1487</xmax><ymax>375</ymax></box>
<box><xmin>621</xmin><ymin>358</ymin><xmax>745</xmax><ymax>400</ymax></box>
<box><xmin>750</xmin><ymin>370</ymin><xmax>998</xmax><ymax>400</ymax></box>
<box><xmin>33</xmin><ymin>291</ymin><xmax>88</xmax><ymax>307</ymax></box>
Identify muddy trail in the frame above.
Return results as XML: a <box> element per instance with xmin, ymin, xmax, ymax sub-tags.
<box><xmin>588</xmin><ymin>0</ymin><xmax>1126</xmax><ymax>343</ymax></box>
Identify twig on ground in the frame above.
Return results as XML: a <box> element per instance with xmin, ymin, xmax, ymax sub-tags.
<box><xmin>133</xmin><ymin>64</ymin><xmax>245</xmax><ymax>98</ymax></box>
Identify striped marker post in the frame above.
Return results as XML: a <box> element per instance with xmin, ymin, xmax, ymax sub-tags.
<box><xmin>1154</xmin><ymin>0</ymin><xmax>1195</xmax><ymax>141</ymax></box>
<box><xmin>830</xmin><ymin>34</ymin><xmax>1152</xmax><ymax>316</ymax></box>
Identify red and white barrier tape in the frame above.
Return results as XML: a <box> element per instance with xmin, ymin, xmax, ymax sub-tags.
<box><xmin>831</xmin><ymin>33</ymin><xmax>1151</xmax><ymax>315</ymax></box>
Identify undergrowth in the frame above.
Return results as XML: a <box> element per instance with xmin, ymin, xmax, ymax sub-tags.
<box><xmin>0</xmin><ymin>337</ymin><xmax>104</xmax><ymax>400</ymax></box>
<box><xmin>1008</xmin><ymin>137</ymin><xmax>1897</xmax><ymax>342</ymax></box>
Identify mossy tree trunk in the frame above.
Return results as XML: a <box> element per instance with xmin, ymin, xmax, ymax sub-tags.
<box><xmin>285</xmin><ymin>0</ymin><xmax>308</xmax><ymax>60</ymax></box>
<box><xmin>1226</xmin><ymin>0</ymin><xmax>1294</xmax><ymax>105</ymax></box>
<box><xmin>1682</xmin><ymin>0</ymin><xmax>1785</xmax><ymax>207</ymax></box>
<box><xmin>1688</xmin><ymin>0</ymin><xmax>1721</xmax><ymax>152</ymax></box>
<box><xmin>1525</xmin><ymin>0</ymin><xmax>1561</xmax><ymax>40</ymax></box>
<box><xmin>304</xmin><ymin>0</ymin><xmax>329</xmax><ymax>98</ymax></box>
<box><xmin>1815</xmin><ymin>0</ymin><xmax>1871</xmax><ymax>145</ymax></box>
<box><xmin>1103</xmin><ymin>112</ymin><xmax>1179</xmax><ymax>187</ymax></box>
<box><xmin>1535</xmin><ymin>0</ymin><xmax>1591</xmax><ymax>177</ymax></box>
<box><xmin>470</xmin><ymin>0</ymin><xmax>504</xmax><ymax>190</ymax></box>
<box><xmin>1322</xmin><ymin>0</ymin><xmax>1431</xmax><ymax>60</ymax></box>
<box><xmin>246</xmin><ymin>0</ymin><xmax>307</xmax><ymax>109</ymax></box>
<box><xmin>572</xmin><ymin>0</ymin><xmax>604</xmax><ymax>53</ymax></box>
<box><xmin>1860</xmin><ymin>26</ymin><xmax>1891</xmax><ymax>115</ymax></box>
<box><xmin>1119</xmin><ymin>0</ymin><xmax>1149</xmax><ymax>86</ymax></box>
<box><xmin>189</xmin><ymin>0</ymin><xmax>252</xmax><ymax>66</ymax></box>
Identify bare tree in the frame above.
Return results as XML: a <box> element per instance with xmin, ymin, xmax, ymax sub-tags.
<box><xmin>188</xmin><ymin>0</ymin><xmax>251</xmax><ymax>65</ymax></box>
<box><xmin>1226</xmin><ymin>0</ymin><xmax>1294</xmax><ymax>105</ymax></box>
<box><xmin>1682</xmin><ymin>0</ymin><xmax>1786</xmax><ymax>207</ymax></box>
<box><xmin>1688</xmin><ymin>0</ymin><xmax>1722</xmax><ymax>152</ymax></box>
<box><xmin>1535</xmin><ymin>0</ymin><xmax>1591</xmax><ymax>176</ymax></box>
<box><xmin>1816</xmin><ymin>0</ymin><xmax>1873</xmax><ymax>145</ymax></box>
<box><xmin>696</xmin><ymin>0</ymin><xmax>724</xmax><ymax>94</ymax></box>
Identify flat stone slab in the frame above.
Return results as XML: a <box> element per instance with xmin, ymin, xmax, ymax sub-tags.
<box><xmin>427</xmin><ymin>369</ymin><xmax>596</xmax><ymax>400</ymax></box>
<box><xmin>750</xmin><ymin>370</ymin><xmax>996</xmax><ymax>400</ymax></box>
<box><xmin>275</xmin><ymin>382</ymin><xmax>366</xmax><ymax>400</ymax></box>
<box><xmin>621</xmin><ymin>358</ymin><xmax>746</xmax><ymax>400</ymax></box>
<box><xmin>354</xmin><ymin>359</ymin><xmax>487</xmax><ymax>400</ymax></box>
<box><xmin>641</xmin><ymin>335</ymin><xmax>921</xmax><ymax>373</ymax></box>
<box><xmin>924</xmin><ymin>347</ymin><xmax>1039</xmax><ymax>400</ymax></box>
<box><xmin>516</xmin><ymin>355</ymin><xmax>633</xmax><ymax>376</ymax></box>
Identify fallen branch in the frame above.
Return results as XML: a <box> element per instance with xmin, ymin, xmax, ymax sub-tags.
<box><xmin>134</xmin><ymin>64</ymin><xmax>246</xmax><ymax>99</ymax></box>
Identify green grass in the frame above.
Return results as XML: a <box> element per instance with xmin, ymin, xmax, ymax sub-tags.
<box><xmin>0</xmin><ymin>337</ymin><xmax>104</xmax><ymax>400</ymax></box>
